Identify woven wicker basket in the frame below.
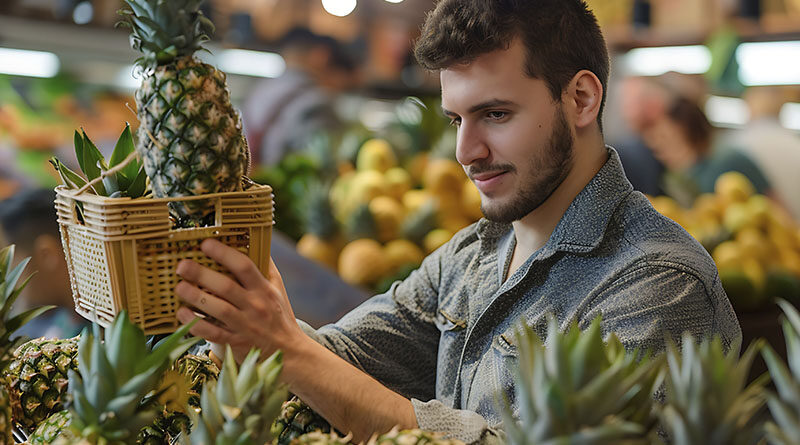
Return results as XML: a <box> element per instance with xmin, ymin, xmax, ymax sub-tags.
<box><xmin>54</xmin><ymin>184</ymin><xmax>273</xmax><ymax>335</ymax></box>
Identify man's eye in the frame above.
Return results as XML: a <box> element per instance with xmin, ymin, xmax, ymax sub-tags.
<box><xmin>487</xmin><ymin>111</ymin><xmax>507</xmax><ymax>120</ymax></box>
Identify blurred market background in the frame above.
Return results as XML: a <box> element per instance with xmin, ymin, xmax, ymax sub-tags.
<box><xmin>1</xmin><ymin>0</ymin><xmax>800</xmax><ymax>347</ymax></box>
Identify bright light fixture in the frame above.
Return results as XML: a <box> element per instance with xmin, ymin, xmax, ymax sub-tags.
<box><xmin>217</xmin><ymin>49</ymin><xmax>286</xmax><ymax>78</ymax></box>
<box><xmin>780</xmin><ymin>102</ymin><xmax>800</xmax><ymax>131</ymax></box>
<box><xmin>384</xmin><ymin>0</ymin><xmax>404</xmax><ymax>3</ymax></box>
<box><xmin>623</xmin><ymin>45</ymin><xmax>712</xmax><ymax>76</ymax></box>
<box><xmin>705</xmin><ymin>95</ymin><xmax>750</xmax><ymax>127</ymax></box>
<box><xmin>737</xmin><ymin>41</ymin><xmax>800</xmax><ymax>86</ymax></box>
<box><xmin>0</xmin><ymin>47</ymin><xmax>60</xmax><ymax>78</ymax></box>
<box><xmin>321</xmin><ymin>0</ymin><xmax>357</xmax><ymax>17</ymax></box>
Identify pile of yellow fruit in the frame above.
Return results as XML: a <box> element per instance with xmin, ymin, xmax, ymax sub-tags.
<box><xmin>649</xmin><ymin>172</ymin><xmax>800</xmax><ymax>311</ymax></box>
<box><xmin>297</xmin><ymin>138</ymin><xmax>483</xmax><ymax>290</ymax></box>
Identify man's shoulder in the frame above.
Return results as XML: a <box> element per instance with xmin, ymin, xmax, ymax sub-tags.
<box><xmin>612</xmin><ymin>191</ymin><xmax>717</xmax><ymax>278</ymax></box>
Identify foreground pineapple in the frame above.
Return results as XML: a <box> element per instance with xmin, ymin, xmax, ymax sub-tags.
<box><xmin>289</xmin><ymin>427</ymin><xmax>464</xmax><ymax>445</ymax></box>
<box><xmin>659</xmin><ymin>334</ymin><xmax>768</xmax><ymax>445</ymax></box>
<box><xmin>762</xmin><ymin>299</ymin><xmax>800</xmax><ymax>445</ymax></box>
<box><xmin>272</xmin><ymin>396</ymin><xmax>334</xmax><ymax>445</ymax></box>
<box><xmin>5</xmin><ymin>337</ymin><xmax>79</xmax><ymax>433</ymax></box>
<box><xmin>503</xmin><ymin>316</ymin><xmax>664</xmax><ymax>445</ymax></box>
<box><xmin>119</xmin><ymin>0</ymin><xmax>249</xmax><ymax>226</ymax></box>
<box><xmin>185</xmin><ymin>346</ymin><xmax>287</xmax><ymax>445</ymax></box>
<box><xmin>0</xmin><ymin>245</ymin><xmax>53</xmax><ymax>445</ymax></box>
<box><xmin>29</xmin><ymin>312</ymin><xmax>199</xmax><ymax>445</ymax></box>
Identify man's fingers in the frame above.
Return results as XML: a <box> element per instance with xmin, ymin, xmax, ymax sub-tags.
<box><xmin>175</xmin><ymin>281</ymin><xmax>242</xmax><ymax>327</ymax></box>
<box><xmin>176</xmin><ymin>307</ymin><xmax>233</xmax><ymax>344</ymax></box>
<box><xmin>176</xmin><ymin>258</ymin><xmax>247</xmax><ymax>308</ymax></box>
<box><xmin>201</xmin><ymin>238</ymin><xmax>266</xmax><ymax>289</ymax></box>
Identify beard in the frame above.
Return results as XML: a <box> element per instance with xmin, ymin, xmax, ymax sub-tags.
<box><xmin>474</xmin><ymin>107</ymin><xmax>574</xmax><ymax>223</ymax></box>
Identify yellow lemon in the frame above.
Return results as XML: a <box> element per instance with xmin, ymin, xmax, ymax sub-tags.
<box><xmin>384</xmin><ymin>239</ymin><xmax>425</xmax><ymax>271</ymax></box>
<box><xmin>715</xmin><ymin>171</ymin><xmax>755</xmax><ymax>205</ymax></box>
<box><xmin>356</xmin><ymin>138</ymin><xmax>397</xmax><ymax>173</ymax></box>
<box><xmin>369</xmin><ymin>196</ymin><xmax>405</xmax><ymax>243</ymax></box>
<box><xmin>423</xmin><ymin>228</ymin><xmax>454</xmax><ymax>254</ymax></box>
<box><xmin>338</xmin><ymin>239</ymin><xmax>390</xmax><ymax>286</ymax></box>
<box><xmin>385</xmin><ymin>167</ymin><xmax>413</xmax><ymax>201</ymax></box>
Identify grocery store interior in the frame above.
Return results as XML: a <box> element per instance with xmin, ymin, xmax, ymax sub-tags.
<box><xmin>0</xmin><ymin>0</ymin><xmax>799</xmax><ymax>344</ymax></box>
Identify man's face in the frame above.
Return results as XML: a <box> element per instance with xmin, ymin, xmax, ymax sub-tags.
<box><xmin>440</xmin><ymin>39</ymin><xmax>574</xmax><ymax>223</ymax></box>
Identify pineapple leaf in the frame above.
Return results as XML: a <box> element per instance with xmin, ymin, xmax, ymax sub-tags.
<box><xmin>50</xmin><ymin>157</ymin><xmax>88</xmax><ymax>189</ymax></box>
<box><xmin>80</xmin><ymin>130</ymin><xmax>108</xmax><ymax>196</ymax></box>
<box><xmin>777</xmin><ymin>299</ymin><xmax>800</xmax><ymax>337</ymax></box>
<box><xmin>106</xmin><ymin>310</ymin><xmax>148</xmax><ymax>382</ymax></box>
<box><xmin>2</xmin><ymin>304</ymin><xmax>55</xmax><ymax>336</ymax></box>
<box><xmin>74</xmin><ymin>129</ymin><xmax>86</xmax><ymax>173</ymax></box>
<box><xmin>109</xmin><ymin>123</ymin><xmax>140</xmax><ymax>183</ymax></box>
<box><xmin>762</xmin><ymin>344</ymin><xmax>797</xmax><ymax>407</ymax></box>
<box><xmin>2</xmin><ymin>255</ymin><xmax>30</xmax><ymax>301</ymax></box>
<box><xmin>126</xmin><ymin>166</ymin><xmax>148</xmax><ymax>198</ymax></box>
<box><xmin>123</xmin><ymin>0</ymin><xmax>153</xmax><ymax>20</ymax></box>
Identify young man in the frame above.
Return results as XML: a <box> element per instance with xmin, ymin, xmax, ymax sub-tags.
<box><xmin>174</xmin><ymin>1</ymin><xmax>741</xmax><ymax>443</ymax></box>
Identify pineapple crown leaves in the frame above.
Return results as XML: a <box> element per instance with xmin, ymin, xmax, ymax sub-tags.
<box><xmin>118</xmin><ymin>0</ymin><xmax>214</xmax><ymax>73</ymax></box>
<box><xmin>0</xmin><ymin>244</ymin><xmax>54</xmax><ymax>370</ymax></box>
<box><xmin>188</xmin><ymin>345</ymin><xmax>288</xmax><ymax>445</ymax></box>
<box><xmin>660</xmin><ymin>333</ymin><xmax>769</xmax><ymax>445</ymax></box>
<box><xmin>66</xmin><ymin>312</ymin><xmax>200</xmax><ymax>445</ymax></box>
<box><xmin>50</xmin><ymin>124</ymin><xmax>148</xmax><ymax>198</ymax></box>
<box><xmin>501</xmin><ymin>315</ymin><xmax>663</xmax><ymax>445</ymax></box>
<box><xmin>761</xmin><ymin>299</ymin><xmax>800</xmax><ymax>444</ymax></box>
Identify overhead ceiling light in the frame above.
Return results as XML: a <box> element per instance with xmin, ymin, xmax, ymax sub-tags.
<box><xmin>384</xmin><ymin>0</ymin><xmax>404</xmax><ymax>3</ymax></box>
<box><xmin>737</xmin><ymin>41</ymin><xmax>800</xmax><ymax>86</ymax></box>
<box><xmin>321</xmin><ymin>0</ymin><xmax>357</xmax><ymax>17</ymax></box>
<box><xmin>217</xmin><ymin>49</ymin><xmax>286</xmax><ymax>78</ymax></box>
<box><xmin>73</xmin><ymin>1</ymin><xmax>94</xmax><ymax>25</ymax></box>
<box><xmin>704</xmin><ymin>95</ymin><xmax>750</xmax><ymax>127</ymax></box>
<box><xmin>623</xmin><ymin>45</ymin><xmax>712</xmax><ymax>76</ymax></box>
<box><xmin>0</xmin><ymin>47</ymin><xmax>60</xmax><ymax>78</ymax></box>
<box><xmin>780</xmin><ymin>102</ymin><xmax>800</xmax><ymax>131</ymax></box>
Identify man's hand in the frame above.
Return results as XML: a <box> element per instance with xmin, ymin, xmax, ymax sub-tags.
<box><xmin>175</xmin><ymin>238</ymin><xmax>305</xmax><ymax>363</ymax></box>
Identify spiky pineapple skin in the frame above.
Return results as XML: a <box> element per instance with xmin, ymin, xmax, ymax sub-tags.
<box><xmin>370</xmin><ymin>428</ymin><xmax>464</xmax><ymax>445</ymax></box>
<box><xmin>6</xmin><ymin>337</ymin><xmax>79</xmax><ymax>433</ymax></box>
<box><xmin>0</xmin><ymin>384</ymin><xmax>10</xmax><ymax>445</ymax></box>
<box><xmin>273</xmin><ymin>396</ymin><xmax>333</xmax><ymax>445</ymax></box>
<box><xmin>135</xmin><ymin>56</ymin><xmax>248</xmax><ymax>223</ymax></box>
<box><xmin>27</xmin><ymin>409</ymin><xmax>74</xmax><ymax>445</ymax></box>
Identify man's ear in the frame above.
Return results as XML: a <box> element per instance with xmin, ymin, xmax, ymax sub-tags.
<box><xmin>564</xmin><ymin>70</ymin><xmax>603</xmax><ymax>129</ymax></box>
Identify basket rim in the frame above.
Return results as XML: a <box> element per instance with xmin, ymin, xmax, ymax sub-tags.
<box><xmin>55</xmin><ymin>181</ymin><xmax>273</xmax><ymax>204</ymax></box>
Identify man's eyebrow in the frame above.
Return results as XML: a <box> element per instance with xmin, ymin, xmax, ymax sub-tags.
<box><xmin>441</xmin><ymin>99</ymin><xmax>516</xmax><ymax>117</ymax></box>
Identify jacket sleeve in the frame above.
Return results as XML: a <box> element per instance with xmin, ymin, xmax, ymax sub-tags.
<box><xmin>298</xmin><ymin>247</ymin><xmax>444</xmax><ymax>402</ymax></box>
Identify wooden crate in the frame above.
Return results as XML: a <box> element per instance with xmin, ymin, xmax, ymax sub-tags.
<box><xmin>54</xmin><ymin>184</ymin><xmax>273</xmax><ymax>335</ymax></box>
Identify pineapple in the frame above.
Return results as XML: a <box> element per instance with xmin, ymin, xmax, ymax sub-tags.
<box><xmin>0</xmin><ymin>245</ymin><xmax>53</xmax><ymax>445</ymax></box>
<box><xmin>503</xmin><ymin>315</ymin><xmax>664</xmax><ymax>445</ymax></box>
<box><xmin>369</xmin><ymin>427</ymin><xmax>465</xmax><ymax>445</ymax></box>
<box><xmin>29</xmin><ymin>311</ymin><xmax>199</xmax><ymax>445</ymax></box>
<box><xmin>119</xmin><ymin>0</ymin><xmax>250</xmax><ymax>227</ymax></box>
<box><xmin>659</xmin><ymin>333</ymin><xmax>768</xmax><ymax>445</ymax></box>
<box><xmin>185</xmin><ymin>346</ymin><xmax>287</xmax><ymax>445</ymax></box>
<box><xmin>136</xmin><ymin>353</ymin><xmax>219</xmax><ymax>445</ymax></box>
<box><xmin>272</xmin><ymin>396</ymin><xmax>334</xmax><ymax>445</ymax></box>
<box><xmin>5</xmin><ymin>336</ymin><xmax>79</xmax><ymax>434</ymax></box>
<box><xmin>290</xmin><ymin>430</ymin><xmax>352</xmax><ymax>445</ymax></box>
<box><xmin>762</xmin><ymin>299</ymin><xmax>800</xmax><ymax>445</ymax></box>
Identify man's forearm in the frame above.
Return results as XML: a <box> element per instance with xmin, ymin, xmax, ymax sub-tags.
<box><xmin>284</xmin><ymin>335</ymin><xmax>418</xmax><ymax>442</ymax></box>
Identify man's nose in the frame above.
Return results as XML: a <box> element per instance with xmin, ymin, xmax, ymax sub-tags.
<box><xmin>455</xmin><ymin>122</ymin><xmax>489</xmax><ymax>167</ymax></box>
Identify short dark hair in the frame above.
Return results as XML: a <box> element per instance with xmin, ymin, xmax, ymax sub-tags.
<box><xmin>414</xmin><ymin>0</ymin><xmax>610</xmax><ymax>126</ymax></box>
<box><xmin>666</xmin><ymin>97</ymin><xmax>713</xmax><ymax>155</ymax></box>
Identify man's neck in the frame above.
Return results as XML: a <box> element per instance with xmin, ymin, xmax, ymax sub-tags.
<box><xmin>506</xmin><ymin>141</ymin><xmax>609</xmax><ymax>280</ymax></box>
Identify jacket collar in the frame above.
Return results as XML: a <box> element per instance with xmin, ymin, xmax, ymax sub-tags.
<box><xmin>476</xmin><ymin>146</ymin><xmax>634</xmax><ymax>255</ymax></box>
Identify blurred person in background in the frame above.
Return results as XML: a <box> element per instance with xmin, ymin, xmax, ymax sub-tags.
<box><xmin>641</xmin><ymin>96</ymin><xmax>771</xmax><ymax>197</ymax></box>
<box><xmin>0</xmin><ymin>188</ymin><xmax>87</xmax><ymax>339</ymax></box>
<box><xmin>736</xmin><ymin>86</ymin><xmax>800</xmax><ymax>221</ymax></box>
<box><xmin>244</xmin><ymin>27</ymin><xmax>359</xmax><ymax>167</ymax></box>
<box><xmin>614</xmin><ymin>75</ymin><xmax>669</xmax><ymax>195</ymax></box>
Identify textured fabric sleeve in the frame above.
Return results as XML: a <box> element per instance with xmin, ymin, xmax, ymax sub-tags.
<box><xmin>583</xmin><ymin>262</ymin><xmax>742</xmax><ymax>354</ymax></box>
<box><xmin>297</xmin><ymin>248</ymin><xmax>444</xmax><ymax>401</ymax></box>
<box><xmin>411</xmin><ymin>399</ymin><xmax>506</xmax><ymax>445</ymax></box>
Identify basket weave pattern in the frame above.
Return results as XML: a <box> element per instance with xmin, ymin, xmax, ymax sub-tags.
<box><xmin>55</xmin><ymin>184</ymin><xmax>273</xmax><ymax>335</ymax></box>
